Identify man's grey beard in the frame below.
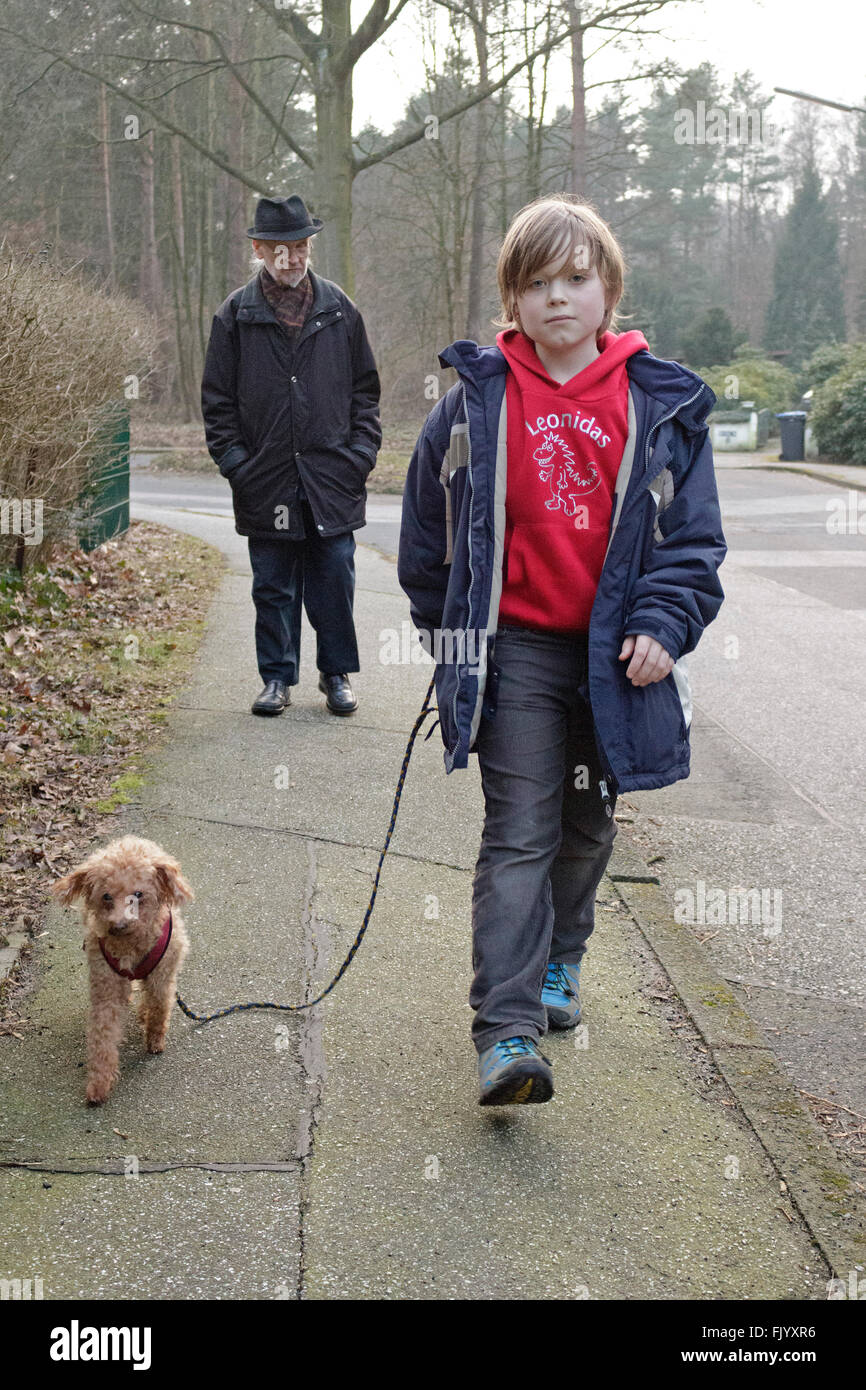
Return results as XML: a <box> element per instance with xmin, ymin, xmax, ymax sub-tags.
<box><xmin>274</xmin><ymin>261</ymin><xmax>309</xmax><ymax>288</ymax></box>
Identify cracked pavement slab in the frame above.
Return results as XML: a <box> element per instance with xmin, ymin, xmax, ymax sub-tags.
<box><xmin>2</xmin><ymin>1169</ymin><xmax>301</xmax><ymax>1300</ymax></box>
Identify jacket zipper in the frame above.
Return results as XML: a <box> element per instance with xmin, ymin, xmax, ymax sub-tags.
<box><xmin>643</xmin><ymin>383</ymin><xmax>706</xmax><ymax>476</ymax></box>
<box><xmin>592</xmin><ymin>381</ymin><xmax>706</xmax><ymax>795</ymax></box>
<box><xmin>452</xmin><ymin>382</ymin><xmax>474</xmax><ymax>745</ymax></box>
<box><xmin>605</xmin><ymin>382</ymin><xmax>706</xmax><ymax>564</ymax></box>
<box><xmin>618</xmin><ymin>380</ymin><xmax>706</xmax><ymax>616</ymax></box>
<box><xmin>286</xmin><ymin>306</ymin><xmax>345</xmax><ymax>514</ymax></box>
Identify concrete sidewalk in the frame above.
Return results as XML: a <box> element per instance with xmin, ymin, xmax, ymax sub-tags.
<box><xmin>1</xmin><ymin>516</ymin><xmax>862</xmax><ymax>1299</ymax></box>
<box><xmin>713</xmin><ymin>452</ymin><xmax>866</xmax><ymax>493</ymax></box>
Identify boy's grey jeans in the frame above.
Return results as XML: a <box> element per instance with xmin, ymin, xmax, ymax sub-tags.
<box><xmin>470</xmin><ymin>624</ymin><xmax>618</xmax><ymax>1054</ymax></box>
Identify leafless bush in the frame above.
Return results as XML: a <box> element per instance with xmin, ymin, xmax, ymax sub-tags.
<box><xmin>0</xmin><ymin>245</ymin><xmax>158</xmax><ymax>570</ymax></box>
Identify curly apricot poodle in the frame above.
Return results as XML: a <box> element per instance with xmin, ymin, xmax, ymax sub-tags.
<box><xmin>51</xmin><ymin>836</ymin><xmax>192</xmax><ymax>1105</ymax></box>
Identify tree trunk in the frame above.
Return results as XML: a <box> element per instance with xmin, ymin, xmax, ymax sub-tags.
<box><xmin>314</xmin><ymin>0</ymin><xmax>355</xmax><ymax>291</ymax></box>
<box><xmin>98</xmin><ymin>84</ymin><xmax>116</xmax><ymax>289</ymax></box>
<box><xmin>465</xmin><ymin>1</ymin><xmax>490</xmax><ymax>341</ymax></box>
<box><xmin>524</xmin><ymin>0</ymin><xmax>539</xmax><ymax>196</ymax></box>
<box><xmin>172</xmin><ymin>132</ymin><xmax>185</xmax><ymax>266</ymax></box>
<box><xmin>170</xmin><ymin>120</ymin><xmax>198</xmax><ymax>419</ymax></box>
<box><xmin>139</xmin><ymin>129</ymin><xmax>163</xmax><ymax>312</ymax></box>
<box><xmin>568</xmin><ymin>1</ymin><xmax>586</xmax><ymax>195</ymax></box>
<box><xmin>198</xmin><ymin>70</ymin><xmax>216</xmax><ymax>358</ymax></box>
<box><xmin>498</xmin><ymin>89</ymin><xmax>509</xmax><ymax>235</ymax></box>
<box><xmin>225</xmin><ymin>7</ymin><xmax>250</xmax><ymax>289</ymax></box>
<box><xmin>314</xmin><ymin>88</ymin><xmax>354</xmax><ymax>289</ymax></box>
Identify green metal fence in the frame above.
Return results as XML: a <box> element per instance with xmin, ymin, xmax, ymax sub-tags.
<box><xmin>77</xmin><ymin>403</ymin><xmax>130</xmax><ymax>552</ymax></box>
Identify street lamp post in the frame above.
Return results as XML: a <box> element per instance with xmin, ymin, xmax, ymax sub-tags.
<box><xmin>773</xmin><ymin>87</ymin><xmax>866</xmax><ymax>115</ymax></box>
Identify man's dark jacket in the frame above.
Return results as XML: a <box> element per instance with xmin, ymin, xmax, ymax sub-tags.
<box><xmin>201</xmin><ymin>269</ymin><xmax>381</xmax><ymax>540</ymax></box>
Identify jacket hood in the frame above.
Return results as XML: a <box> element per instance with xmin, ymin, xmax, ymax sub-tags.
<box><xmin>496</xmin><ymin>327</ymin><xmax>649</xmax><ymax>398</ymax></box>
<box><xmin>438</xmin><ymin>338</ymin><xmax>509</xmax><ymax>380</ymax></box>
<box><xmin>627</xmin><ymin>348</ymin><xmax>716</xmax><ymax>431</ymax></box>
<box><xmin>439</xmin><ymin>336</ymin><xmax>716</xmax><ymax>432</ymax></box>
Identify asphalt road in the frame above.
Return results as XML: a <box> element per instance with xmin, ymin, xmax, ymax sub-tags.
<box><xmin>131</xmin><ymin>461</ymin><xmax>866</xmax><ymax>1172</ymax></box>
<box><xmin>129</xmin><ymin>464</ymin><xmax>404</xmax><ymax>560</ymax></box>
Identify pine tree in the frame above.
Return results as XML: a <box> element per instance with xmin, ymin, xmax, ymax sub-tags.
<box><xmin>681</xmin><ymin>307</ymin><xmax>741</xmax><ymax>368</ymax></box>
<box><xmin>628</xmin><ymin>65</ymin><xmax>727</xmax><ymax>358</ymax></box>
<box><xmin>763</xmin><ymin>164</ymin><xmax>846</xmax><ymax>371</ymax></box>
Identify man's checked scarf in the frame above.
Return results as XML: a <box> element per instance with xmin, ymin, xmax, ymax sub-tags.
<box><xmin>259</xmin><ymin>265</ymin><xmax>313</xmax><ymax>338</ymax></box>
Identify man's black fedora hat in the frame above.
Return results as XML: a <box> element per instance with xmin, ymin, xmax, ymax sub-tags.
<box><xmin>246</xmin><ymin>194</ymin><xmax>324</xmax><ymax>241</ymax></box>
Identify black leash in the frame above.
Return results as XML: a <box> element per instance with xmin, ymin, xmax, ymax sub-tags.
<box><xmin>176</xmin><ymin>674</ymin><xmax>438</xmax><ymax>1023</ymax></box>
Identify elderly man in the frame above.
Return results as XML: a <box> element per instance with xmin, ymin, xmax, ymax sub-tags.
<box><xmin>201</xmin><ymin>194</ymin><xmax>381</xmax><ymax>716</ymax></box>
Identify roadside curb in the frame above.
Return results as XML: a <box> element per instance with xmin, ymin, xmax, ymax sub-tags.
<box><xmin>608</xmin><ymin>828</ymin><xmax>866</xmax><ymax>1282</ymax></box>
<box><xmin>750</xmin><ymin>464</ymin><xmax>866</xmax><ymax>492</ymax></box>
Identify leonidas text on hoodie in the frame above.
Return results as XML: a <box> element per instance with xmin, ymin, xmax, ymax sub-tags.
<box><xmin>496</xmin><ymin>327</ymin><xmax>649</xmax><ymax>632</ymax></box>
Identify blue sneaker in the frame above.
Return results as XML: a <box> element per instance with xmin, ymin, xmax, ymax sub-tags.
<box><xmin>478</xmin><ymin>1035</ymin><xmax>554</xmax><ymax>1106</ymax></box>
<box><xmin>542</xmin><ymin>961</ymin><xmax>582</xmax><ymax>1029</ymax></box>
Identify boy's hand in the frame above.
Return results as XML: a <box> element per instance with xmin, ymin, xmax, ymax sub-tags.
<box><xmin>618</xmin><ymin>634</ymin><xmax>675</xmax><ymax>686</ymax></box>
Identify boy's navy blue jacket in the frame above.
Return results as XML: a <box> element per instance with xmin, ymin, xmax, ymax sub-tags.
<box><xmin>397</xmin><ymin>339</ymin><xmax>727</xmax><ymax>793</ymax></box>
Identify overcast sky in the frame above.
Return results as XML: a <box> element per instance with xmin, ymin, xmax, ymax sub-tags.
<box><xmin>352</xmin><ymin>0</ymin><xmax>864</xmax><ymax>138</ymax></box>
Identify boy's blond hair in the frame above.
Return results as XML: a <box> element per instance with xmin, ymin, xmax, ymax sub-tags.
<box><xmin>496</xmin><ymin>194</ymin><xmax>626</xmax><ymax>338</ymax></box>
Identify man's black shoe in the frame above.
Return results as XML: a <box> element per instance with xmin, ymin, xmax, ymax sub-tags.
<box><xmin>318</xmin><ymin>673</ymin><xmax>358</xmax><ymax>715</ymax></box>
<box><xmin>251</xmin><ymin>680</ymin><xmax>290</xmax><ymax>716</ymax></box>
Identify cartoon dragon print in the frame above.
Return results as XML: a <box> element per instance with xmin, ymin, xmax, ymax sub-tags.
<box><xmin>533</xmin><ymin>432</ymin><xmax>599</xmax><ymax>515</ymax></box>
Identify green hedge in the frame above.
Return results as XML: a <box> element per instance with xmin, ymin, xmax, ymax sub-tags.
<box><xmin>701</xmin><ymin>356</ymin><xmax>798</xmax><ymax>416</ymax></box>
<box><xmin>0</xmin><ymin>250</ymin><xmax>157</xmax><ymax>570</ymax></box>
<box><xmin>801</xmin><ymin>341</ymin><xmax>864</xmax><ymax>392</ymax></box>
<box><xmin>810</xmin><ymin>347</ymin><xmax>866</xmax><ymax>465</ymax></box>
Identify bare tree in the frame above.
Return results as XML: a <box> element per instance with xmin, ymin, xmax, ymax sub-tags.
<box><xmin>0</xmin><ymin>0</ymin><xmax>605</xmax><ymax>289</ymax></box>
<box><xmin>563</xmin><ymin>1</ymin><xmax>684</xmax><ymax>194</ymax></box>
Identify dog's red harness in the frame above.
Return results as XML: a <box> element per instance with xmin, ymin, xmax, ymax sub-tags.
<box><xmin>98</xmin><ymin>912</ymin><xmax>173</xmax><ymax>980</ymax></box>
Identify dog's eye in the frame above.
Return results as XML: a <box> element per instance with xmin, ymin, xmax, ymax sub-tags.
<box><xmin>102</xmin><ymin>893</ymin><xmax>113</xmax><ymax>904</ymax></box>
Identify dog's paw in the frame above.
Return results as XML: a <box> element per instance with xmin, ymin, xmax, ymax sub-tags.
<box><xmin>146</xmin><ymin>1036</ymin><xmax>166</xmax><ymax>1054</ymax></box>
<box><xmin>85</xmin><ymin>1067</ymin><xmax>117</xmax><ymax>1104</ymax></box>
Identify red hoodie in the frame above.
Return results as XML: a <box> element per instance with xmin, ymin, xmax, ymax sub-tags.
<box><xmin>496</xmin><ymin>327</ymin><xmax>649</xmax><ymax>633</ymax></box>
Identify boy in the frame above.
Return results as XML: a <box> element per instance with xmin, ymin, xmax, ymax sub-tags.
<box><xmin>397</xmin><ymin>195</ymin><xmax>726</xmax><ymax>1106</ymax></box>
